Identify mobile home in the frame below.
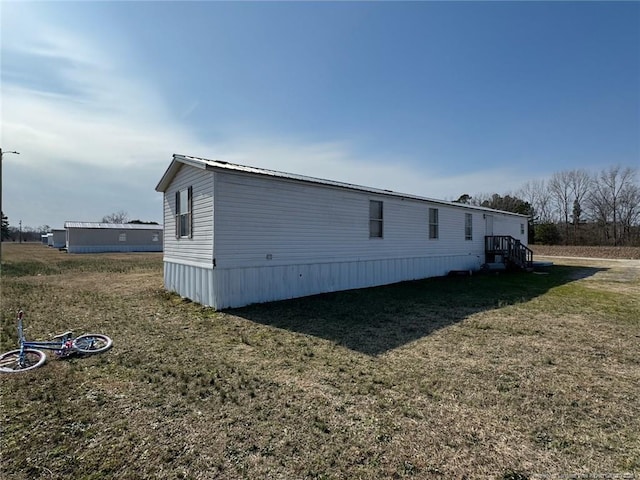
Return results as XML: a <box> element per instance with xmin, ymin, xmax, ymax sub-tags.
<box><xmin>156</xmin><ymin>154</ymin><xmax>530</xmax><ymax>309</ymax></box>
<box><xmin>64</xmin><ymin>222</ymin><xmax>163</xmax><ymax>253</ymax></box>
<box><xmin>47</xmin><ymin>229</ymin><xmax>66</xmax><ymax>249</ymax></box>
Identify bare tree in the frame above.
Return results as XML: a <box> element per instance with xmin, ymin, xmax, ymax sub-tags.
<box><xmin>518</xmin><ymin>179</ymin><xmax>552</xmax><ymax>224</ymax></box>
<box><xmin>482</xmin><ymin>165</ymin><xmax>640</xmax><ymax>246</ymax></box>
<box><xmin>587</xmin><ymin>180</ymin><xmax>612</xmax><ymax>244</ymax></box>
<box><xmin>618</xmin><ymin>170</ymin><xmax>640</xmax><ymax>244</ymax></box>
<box><xmin>568</xmin><ymin>169</ymin><xmax>592</xmax><ymax>243</ymax></box>
<box><xmin>589</xmin><ymin>166</ymin><xmax>637</xmax><ymax>245</ymax></box>
<box><xmin>101</xmin><ymin>210</ymin><xmax>129</xmax><ymax>224</ymax></box>
<box><xmin>548</xmin><ymin>171</ymin><xmax>572</xmax><ymax>244</ymax></box>
<box><xmin>469</xmin><ymin>192</ymin><xmax>492</xmax><ymax>207</ymax></box>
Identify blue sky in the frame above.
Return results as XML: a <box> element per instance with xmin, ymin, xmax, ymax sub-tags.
<box><xmin>1</xmin><ymin>1</ymin><xmax>638</xmax><ymax>229</ymax></box>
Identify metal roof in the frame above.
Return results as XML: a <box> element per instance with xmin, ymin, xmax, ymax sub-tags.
<box><xmin>156</xmin><ymin>154</ymin><xmax>528</xmax><ymax>218</ymax></box>
<box><xmin>64</xmin><ymin>222</ymin><xmax>163</xmax><ymax>230</ymax></box>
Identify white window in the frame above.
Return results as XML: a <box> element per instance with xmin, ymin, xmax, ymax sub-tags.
<box><xmin>152</xmin><ymin>233</ymin><xmax>159</xmax><ymax>242</ymax></box>
<box><xmin>119</xmin><ymin>232</ymin><xmax>127</xmax><ymax>242</ymax></box>
<box><xmin>175</xmin><ymin>187</ymin><xmax>193</xmax><ymax>239</ymax></box>
<box><xmin>465</xmin><ymin>213</ymin><xmax>472</xmax><ymax>241</ymax></box>
<box><xmin>520</xmin><ymin>223</ymin><xmax>525</xmax><ymax>235</ymax></box>
<box><xmin>429</xmin><ymin>208</ymin><xmax>439</xmax><ymax>239</ymax></box>
<box><xmin>369</xmin><ymin>200</ymin><xmax>383</xmax><ymax>238</ymax></box>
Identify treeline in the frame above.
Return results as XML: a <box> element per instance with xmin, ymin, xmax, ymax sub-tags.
<box><xmin>0</xmin><ymin>215</ymin><xmax>52</xmax><ymax>243</ymax></box>
<box><xmin>2</xmin><ymin>225</ymin><xmax>48</xmax><ymax>243</ymax></box>
<box><xmin>0</xmin><ymin>210</ymin><xmax>158</xmax><ymax>243</ymax></box>
<box><xmin>3</xmin><ymin>167</ymin><xmax>638</xmax><ymax>246</ymax></box>
<box><xmin>456</xmin><ymin>165</ymin><xmax>639</xmax><ymax>246</ymax></box>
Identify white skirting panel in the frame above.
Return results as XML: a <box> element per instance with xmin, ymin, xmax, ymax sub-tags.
<box><xmin>67</xmin><ymin>244</ymin><xmax>163</xmax><ymax>253</ymax></box>
<box><xmin>164</xmin><ymin>254</ymin><xmax>482</xmax><ymax>310</ymax></box>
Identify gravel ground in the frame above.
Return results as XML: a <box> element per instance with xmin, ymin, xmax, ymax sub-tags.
<box><xmin>530</xmin><ymin>245</ymin><xmax>640</xmax><ymax>260</ymax></box>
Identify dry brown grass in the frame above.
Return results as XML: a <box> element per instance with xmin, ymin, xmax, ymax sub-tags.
<box><xmin>1</xmin><ymin>243</ymin><xmax>638</xmax><ymax>479</ymax></box>
<box><xmin>531</xmin><ymin>245</ymin><xmax>640</xmax><ymax>259</ymax></box>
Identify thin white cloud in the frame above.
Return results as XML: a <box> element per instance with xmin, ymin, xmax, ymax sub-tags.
<box><xmin>180</xmin><ymin>101</ymin><xmax>200</xmax><ymax>120</ymax></box>
<box><xmin>1</xmin><ymin>12</ymin><xmax>207</xmax><ymax>227</ymax></box>
<box><xmin>195</xmin><ymin>135</ymin><xmax>532</xmax><ymax>202</ymax></box>
<box><xmin>1</xmin><ymin>4</ymin><xmax>540</xmax><ymax>229</ymax></box>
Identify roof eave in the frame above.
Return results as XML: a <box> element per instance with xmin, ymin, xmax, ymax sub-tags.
<box><xmin>155</xmin><ymin>154</ymin><xmax>209</xmax><ymax>192</ymax></box>
<box><xmin>157</xmin><ymin>154</ymin><xmax>529</xmax><ymax>218</ymax></box>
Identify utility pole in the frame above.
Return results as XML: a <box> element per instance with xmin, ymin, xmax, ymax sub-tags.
<box><xmin>19</xmin><ymin>220</ymin><xmax>22</xmax><ymax>244</ymax></box>
<box><xmin>0</xmin><ymin>148</ymin><xmax>21</xmax><ymax>272</ymax></box>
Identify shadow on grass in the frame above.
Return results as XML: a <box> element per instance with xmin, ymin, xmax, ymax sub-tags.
<box><xmin>229</xmin><ymin>265</ymin><xmax>606</xmax><ymax>356</ymax></box>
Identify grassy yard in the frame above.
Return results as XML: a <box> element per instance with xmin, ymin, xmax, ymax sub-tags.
<box><xmin>1</xmin><ymin>243</ymin><xmax>638</xmax><ymax>479</ymax></box>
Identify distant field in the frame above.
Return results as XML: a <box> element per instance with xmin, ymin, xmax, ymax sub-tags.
<box><xmin>1</xmin><ymin>243</ymin><xmax>638</xmax><ymax>479</ymax></box>
<box><xmin>531</xmin><ymin>244</ymin><xmax>640</xmax><ymax>259</ymax></box>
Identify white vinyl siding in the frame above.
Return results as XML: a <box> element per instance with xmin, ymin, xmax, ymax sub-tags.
<box><xmin>214</xmin><ymin>172</ymin><xmax>369</xmax><ymax>268</ymax></box>
<box><xmin>213</xmin><ymin>172</ymin><xmax>487</xmax><ymax>269</ymax></box>
<box><xmin>49</xmin><ymin>229</ymin><xmax>66</xmax><ymax>248</ymax></box>
<box><xmin>490</xmin><ymin>214</ymin><xmax>528</xmax><ymax>243</ymax></box>
<box><xmin>162</xmin><ymin>165</ymin><xmax>214</xmax><ymax>266</ymax></box>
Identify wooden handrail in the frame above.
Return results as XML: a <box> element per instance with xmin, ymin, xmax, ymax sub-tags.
<box><xmin>485</xmin><ymin>236</ymin><xmax>533</xmax><ymax>269</ymax></box>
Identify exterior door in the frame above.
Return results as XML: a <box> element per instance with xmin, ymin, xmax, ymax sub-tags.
<box><xmin>485</xmin><ymin>215</ymin><xmax>494</xmax><ymax>236</ymax></box>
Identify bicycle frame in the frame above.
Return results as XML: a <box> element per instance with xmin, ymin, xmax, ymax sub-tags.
<box><xmin>16</xmin><ymin>311</ymin><xmax>74</xmax><ymax>358</ymax></box>
<box><xmin>2</xmin><ymin>310</ymin><xmax>112</xmax><ymax>373</ymax></box>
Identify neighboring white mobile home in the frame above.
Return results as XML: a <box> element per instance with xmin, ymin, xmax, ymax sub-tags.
<box><xmin>47</xmin><ymin>229</ymin><xmax>66</xmax><ymax>249</ymax></box>
<box><xmin>64</xmin><ymin>222</ymin><xmax>163</xmax><ymax>253</ymax></box>
<box><xmin>155</xmin><ymin>154</ymin><xmax>530</xmax><ymax>310</ymax></box>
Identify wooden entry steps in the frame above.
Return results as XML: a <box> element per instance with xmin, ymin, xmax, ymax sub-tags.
<box><xmin>485</xmin><ymin>235</ymin><xmax>534</xmax><ymax>271</ymax></box>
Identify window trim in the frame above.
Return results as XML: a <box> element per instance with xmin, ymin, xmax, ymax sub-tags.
<box><xmin>175</xmin><ymin>186</ymin><xmax>193</xmax><ymax>239</ymax></box>
<box><xmin>465</xmin><ymin>213</ymin><xmax>473</xmax><ymax>241</ymax></box>
<box><xmin>429</xmin><ymin>207</ymin><xmax>439</xmax><ymax>239</ymax></box>
<box><xmin>369</xmin><ymin>200</ymin><xmax>383</xmax><ymax>238</ymax></box>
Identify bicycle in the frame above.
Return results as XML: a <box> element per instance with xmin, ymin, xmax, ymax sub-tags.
<box><xmin>0</xmin><ymin>310</ymin><xmax>113</xmax><ymax>373</ymax></box>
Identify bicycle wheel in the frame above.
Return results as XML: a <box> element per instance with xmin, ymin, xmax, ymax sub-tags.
<box><xmin>0</xmin><ymin>349</ymin><xmax>47</xmax><ymax>373</ymax></box>
<box><xmin>72</xmin><ymin>334</ymin><xmax>113</xmax><ymax>354</ymax></box>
